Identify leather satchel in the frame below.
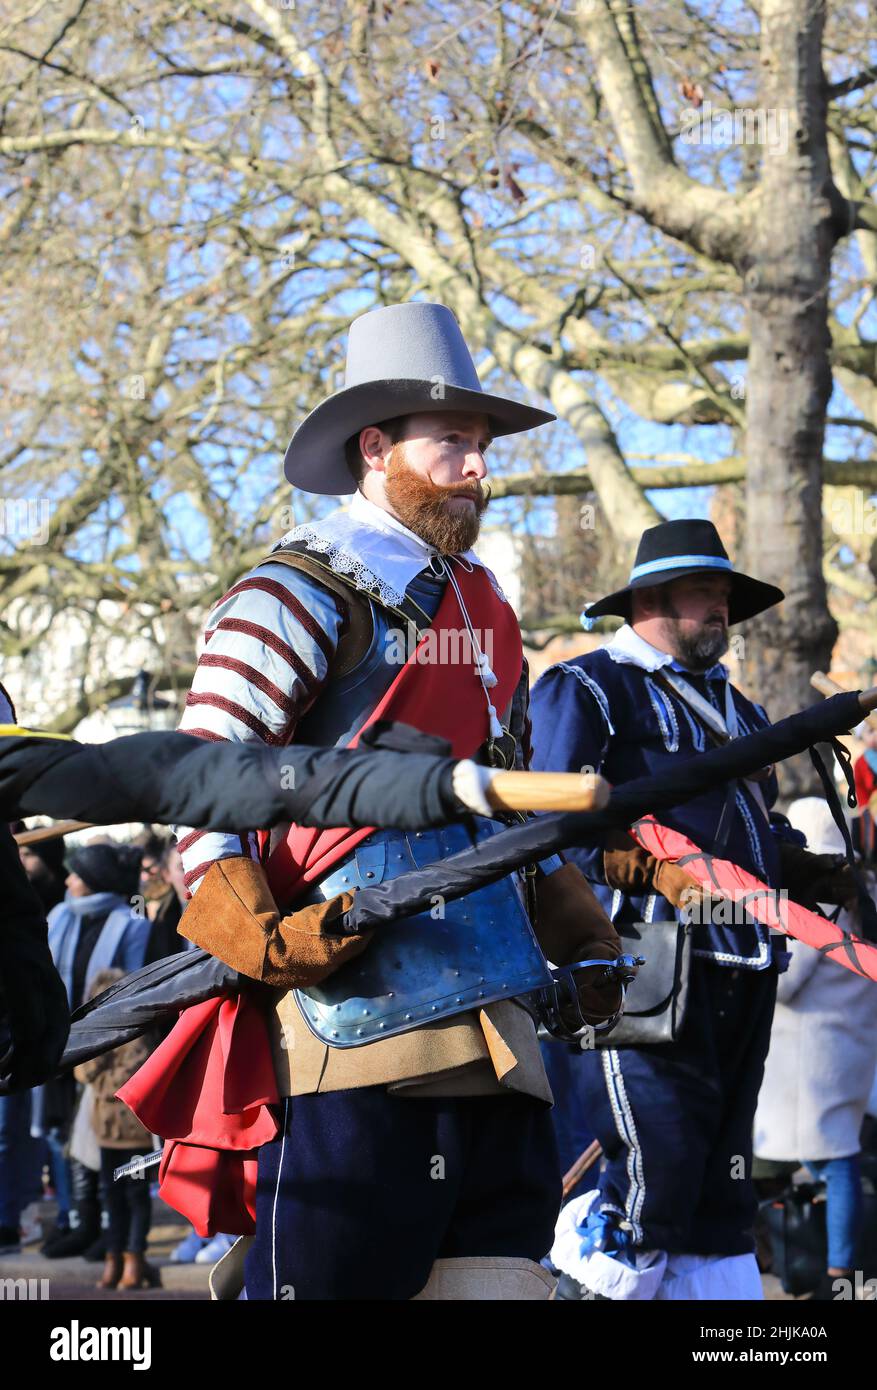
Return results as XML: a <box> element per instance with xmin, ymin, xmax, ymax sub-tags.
<box><xmin>597</xmin><ymin>919</ymin><xmax>691</xmax><ymax>1047</ymax></box>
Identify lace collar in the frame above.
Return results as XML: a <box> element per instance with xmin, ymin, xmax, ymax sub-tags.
<box><xmin>276</xmin><ymin>490</ymin><xmax>497</xmax><ymax>609</ymax></box>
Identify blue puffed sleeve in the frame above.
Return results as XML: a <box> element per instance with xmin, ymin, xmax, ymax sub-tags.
<box><xmin>529</xmin><ymin>661</ymin><xmax>615</xmax><ymax>886</ymax></box>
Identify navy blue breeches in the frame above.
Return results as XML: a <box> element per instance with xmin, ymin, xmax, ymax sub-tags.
<box><xmin>244</xmin><ymin>1085</ymin><xmax>561</xmax><ymax>1300</ymax></box>
<box><xmin>571</xmin><ymin>957</ymin><xmax>777</xmax><ymax>1256</ymax></box>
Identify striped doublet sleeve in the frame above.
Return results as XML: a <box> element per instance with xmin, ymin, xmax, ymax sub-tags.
<box><xmin>174</xmin><ymin>560</ymin><xmax>344</xmax><ymax>893</ymax></box>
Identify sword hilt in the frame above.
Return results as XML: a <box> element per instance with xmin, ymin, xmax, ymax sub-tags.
<box><xmin>536</xmin><ymin>952</ymin><xmax>645</xmax><ymax>1043</ymax></box>
<box><xmin>113</xmin><ymin>1150</ymin><xmax>163</xmax><ymax>1183</ymax></box>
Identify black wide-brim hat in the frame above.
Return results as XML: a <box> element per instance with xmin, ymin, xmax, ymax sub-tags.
<box><xmin>283</xmin><ymin>302</ymin><xmax>555</xmax><ymax>496</ymax></box>
<box><xmin>583</xmin><ymin>518</ymin><xmax>784</xmax><ymax>628</ymax></box>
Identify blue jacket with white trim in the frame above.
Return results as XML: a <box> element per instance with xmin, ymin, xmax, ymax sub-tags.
<box><xmin>530</xmin><ymin>643</ymin><xmax>786</xmax><ymax>970</ymax></box>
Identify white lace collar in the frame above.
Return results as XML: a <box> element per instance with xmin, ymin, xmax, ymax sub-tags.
<box><xmin>275</xmin><ymin>490</ymin><xmax>490</xmax><ymax>609</ymax></box>
<box><xmin>605</xmin><ymin>623</ymin><xmax>728</xmax><ymax>679</ymax></box>
<box><xmin>347</xmin><ymin>491</ymin><xmax>482</xmax><ymax>568</ymax></box>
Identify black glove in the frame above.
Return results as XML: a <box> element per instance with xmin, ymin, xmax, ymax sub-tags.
<box><xmin>0</xmin><ymin>924</ymin><xmax>70</xmax><ymax>1092</ymax></box>
<box><xmin>777</xmin><ymin>841</ymin><xmax>858</xmax><ymax>909</ymax></box>
<box><xmin>0</xmin><ymin>823</ymin><xmax>70</xmax><ymax>1092</ymax></box>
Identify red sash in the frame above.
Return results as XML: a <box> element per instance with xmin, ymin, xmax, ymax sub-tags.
<box><xmin>120</xmin><ymin>564</ymin><xmax>522</xmax><ymax>1235</ymax></box>
<box><xmin>631</xmin><ymin>817</ymin><xmax>877</xmax><ymax>982</ymax></box>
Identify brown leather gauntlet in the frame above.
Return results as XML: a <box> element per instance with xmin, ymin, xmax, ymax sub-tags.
<box><xmin>534</xmin><ymin>861</ymin><xmax>624</xmax><ymax>1023</ymax></box>
<box><xmin>603</xmin><ymin>828</ymin><xmax>704</xmax><ymax>911</ymax></box>
<box><xmin>178</xmin><ymin>856</ymin><xmax>366</xmax><ymax>988</ymax></box>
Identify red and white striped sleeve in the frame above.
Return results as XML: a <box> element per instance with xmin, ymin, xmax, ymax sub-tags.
<box><xmin>173</xmin><ymin>560</ymin><xmax>344</xmax><ymax>894</ymax></box>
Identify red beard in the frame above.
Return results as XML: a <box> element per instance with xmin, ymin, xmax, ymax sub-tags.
<box><xmin>383</xmin><ymin>447</ymin><xmax>489</xmax><ymax>554</ymax></box>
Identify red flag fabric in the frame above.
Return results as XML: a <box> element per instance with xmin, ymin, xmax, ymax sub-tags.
<box><xmin>120</xmin><ymin>563</ymin><xmax>523</xmax><ymax>1235</ymax></box>
<box><xmin>631</xmin><ymin>816</ymin><xmax>877</xmax><ymax>983</ymax></box>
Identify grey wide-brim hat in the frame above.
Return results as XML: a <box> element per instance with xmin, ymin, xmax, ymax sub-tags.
<box><xmin>283</xmin><ymin>301</ymin><xmax>556</xmax><ymax>495</ymax></box>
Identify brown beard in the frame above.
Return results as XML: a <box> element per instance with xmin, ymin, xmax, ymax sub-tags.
<box><xmin>383</xmin><ymin>445</ymin><xmax>489</xmax><ymax>553</ymax></box>
<box><xmin>657</xmin><ymin>592</ymin><xmax>730</xmax><ymax>671</ymax></box>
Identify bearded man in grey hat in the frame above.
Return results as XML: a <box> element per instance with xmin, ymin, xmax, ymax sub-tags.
<box><xmin>169</xmin><ymin>301</ymin><xmax>627</xmax><ymax>1300</ymax></box>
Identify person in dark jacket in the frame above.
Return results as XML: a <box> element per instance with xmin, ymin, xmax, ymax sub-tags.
<box><xmin>74</xmin><ymin>968</ymin><xmax>161</xmax><ymax>1291</ymax></box>
<box><xmin>0</xmin><ymin>822</ymin><xmax>70</xmax><ymax>1095</ymax></box>
<box><xmin>48</xmin><ymin>843</ymin><xmax>150</xmax><ymax>1007</ymax></box>
<box><xmin>0</xmin><ymin>680</ymin><xmax>70</xmax><ymax>1250</ymax></box>
<box><xmin>0</xmin><ymin>820</ymin><xmax>71</xmax><ymax>1250</ymax></box>
<box><xmin>0</xmin><ymin>681</ymin><xmax>71</xmax><ymax>1098</ymax></box>
<box><xmin>41</xmin><ymin>842</ymin><xmax>150</xmax><ymax>1259</ymax></box>
<box><xmin>14</xmin><ymin>827</ymin><xmax>67</xmax><ymax>913</ymax></box>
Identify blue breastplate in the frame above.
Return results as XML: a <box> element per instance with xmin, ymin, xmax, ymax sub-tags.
<box><xmin>293</xmin><ymin>821</ymin><xmax>554</xmax><ymax>1047</ymax></box>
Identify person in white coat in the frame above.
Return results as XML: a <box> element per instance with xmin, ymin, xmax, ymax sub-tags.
<box><xmin>753</xmin><ymin>797</ymin><xmax>877</xmax><ymax>1297</ymax></box>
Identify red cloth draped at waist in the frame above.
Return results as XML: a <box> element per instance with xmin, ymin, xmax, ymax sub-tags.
<box><xmin>117</xmin><ymin>995</ymin><xmax>278</xmax><ymax>1236</ymax></box>
<box><xmin>119</xmin><ymin>562</ymin><xmax>523</xmax><ymax>1235</ymax></box>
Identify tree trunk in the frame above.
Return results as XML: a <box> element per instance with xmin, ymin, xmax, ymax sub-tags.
<box><xmin>742</xmin><ymin>0</ymin><xmax>839</xmax><ymax>798</ymax></box>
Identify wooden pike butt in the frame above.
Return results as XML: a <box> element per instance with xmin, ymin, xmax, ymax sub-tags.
<box><xmin>812</xmin><ymin>672</ymin><xmax>877</xmax><ymax>730</ymax></box>
<box><xmin>562</xmin><ymin>1139</ymin><xmax>604</xmax><ymax>1199</ymax></box>
<box><xmin>14</xmin><ymin>819</ymin><xmax>95</xmax><ymax>846</ymax></box>
<box><xmin>486</xmin><ymin>770</ymin><xmax>610</xmax><ymax>814</ymax></box>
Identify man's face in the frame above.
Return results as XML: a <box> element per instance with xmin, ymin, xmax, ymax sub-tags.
<box><xmin>635</xmin><ymin>573</ymin><xmax>732</xmax><ymax>671</ymax></box>
<box><xmin>365</xmin><ymin>410</ymin><xmax>491</xmax><ymax>553</ymax></box>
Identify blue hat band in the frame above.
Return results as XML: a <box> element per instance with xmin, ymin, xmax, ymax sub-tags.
<box><xmin>629</xmin><ymin>554</ymin><xmax>733</xmax><ymax>583</ymax></box>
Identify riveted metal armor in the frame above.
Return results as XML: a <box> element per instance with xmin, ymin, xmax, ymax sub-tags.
<box><xmin>294</xmin><ymin>820</ymin><xmax>554</xmax><ymax>1047</ymax></box>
